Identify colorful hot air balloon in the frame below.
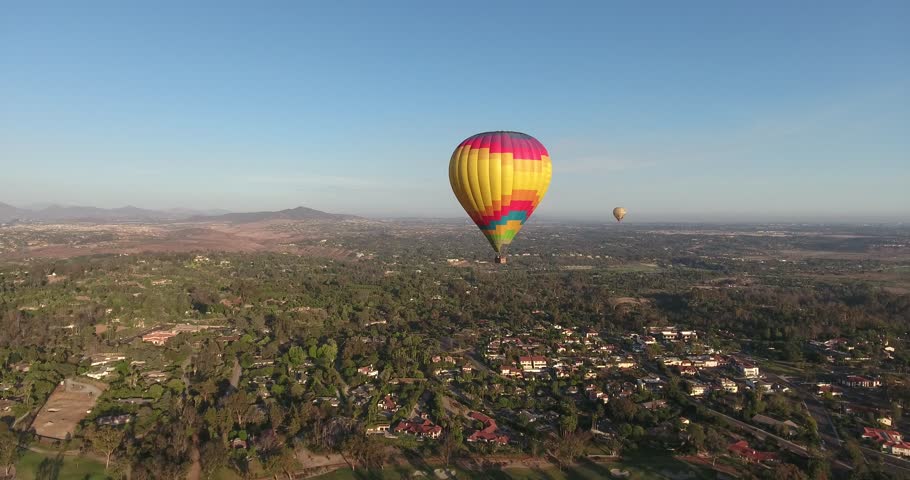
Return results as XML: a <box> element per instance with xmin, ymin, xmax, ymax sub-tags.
<box><xmin>449</xmin><ymin>131</ymin><xmax>552</xmax><ymax>264</ymax></box>
<box><xmin>613</xmin><ymin>207</ymin><xmax>627</xmax><ymax>222</ymax></box>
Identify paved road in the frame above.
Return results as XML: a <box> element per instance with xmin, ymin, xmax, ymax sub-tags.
<box><xmin>698</xmin><ymin>403</ymin><xmax>853</xmax><ymax>473</ymax></box>
<box><xmin>763</xmin><ymin>371</ymin><xmax>910</xmax><ymax>477</ymax></box>
<box><xmin>764</xmin><ymin>371</ymin><xmax>842</xmax><ymax>447</ymax></box>
<box><xmin>464</xmin><ymin>351</ymin><xmax>495</xmax><ymax>376</ymax></box>
<box><xmin>861</xmin><ymin>446</ymin><xmax>910</xmax><ymax>475</ymax></box>
<box><xmin>229</xmin><ymin>357</ymin><xmax>242</xmax><ymax>389</ymax></box>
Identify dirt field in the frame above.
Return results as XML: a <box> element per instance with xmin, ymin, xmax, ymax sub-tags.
<box><xmin>0</xmin><ymin>220</ymin><xmax>359</xmax><ymax>261</ymax></box>
<box><xmin>31</xmin><ymin>378</ymin><xmax>106</xmax><ymax>440</ymax></box>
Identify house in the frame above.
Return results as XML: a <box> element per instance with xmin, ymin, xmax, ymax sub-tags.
<box><xmin>588</xmin><ymin>389</ymin><xmax>609</xmax><ymax>404</ymax></box>
<box><xmin>728</xmin><ymin>440</ymin><xmax>778</xmax><ymax>463</ymax></box>
<box><xmin>747</xmin><ymin>379</ymin><xmax>773</xmax><ymax>392</ymax></box>
<box><xmin>691</xmin><ymin>355</ymin><xmax>719</xmax><ymax>368</ymax></box>
<box><xmin>519</xmin><ymin>356</ymin><xmax>548</xmax><ymax>372</ymax></box>
<box><xmin>637</xmin><ymin>375</ymin><xmax>665</xmax><ymax>392</ymax></box>
<box><xmin>840</xmin><ymin>375</ymin><xmax>881</xmax><ymax>388</ymax></box>
<box><xmin>500</xmin><ymin>366</ymin><xmax>520</xmax><ymax>377</ymax></box>
<box><xmin>687</xmin><ymin>380</ymin><xmax>708</xmax><ymax>396</ymax></box>
<box><xmin>679</xmin><ymin>330</ymin><xmax>698</xmax><ymax>341</ymax></box>
<box><xmin>640</xmin><ymin>400</ymin><xmax>668</xmax><ymax>411</ymax></box>
<box><xmin>612</xmin><ymin>357</ymin><xmax>636</xmax><ymax>369</ymax></box>
<box><xmin>88</xmin><ymin>353</ymin><xmax>127</xmax><ymax>366</ymax></box>
<box><xmin>719</xmin><ymin>378</ymin><xmax>739</xmax><ymax>393</ymax></box>
<box><xmin>378</xmin><ymin>394</ymin><xmax>398</xmax><ymax>412</ymax></box>
<box><xmin>816</xmin><ymin>383</ymin><xmax>844</xmax><ymax>397</ymax></box>
<box><xmin>862</xmin><ymin>427</ymin><xmax>910</xmax><ymax>456</ymax></box>
<box><xmin>395</xmin><ymin>418</ymin><xmax>442</xmax><ymax>439</ymax></box>
<box><xmin>144</xmin><ymin>371</ymin><xmax>168</xmax><ymax>383</ymax></box>
<box><xmin>97</xmin><ymin>414</ymin><xmax>133</xmax><ymax>426</ymax></box>
<box><xmin>662</xmin><ymin>357</ymin><xmax>683</xmax><ymax>367</ymax></box>
<box><xmin>141</xmin><ymin>330</ymin><xmax>177</xmax><ymax>346</ymax></box>
<box><xmin>86</xmin><ymin>366</ymin><xmax>115</xmax><ymax>380</ymax></box>
<box><xmin>366</xmin><ymin>423</ymin><xmax>391</xmax><ymax>435</ymax></box>
<box><xmin>891</xmin><ymin>443</ymin><xmax>910</xmax><ymax>457</ymax></box>
<box><xmin>467</xmin><ymin>412</ymin><xmax>510</xmax><ymax>445</ymax></box>
<box><xmin>752</xmin><ymin>415</ymin><xmax>799</xmax><ymax>436</ymax></box>
<box><xmin>737</xmin><ymin>361</ymin><xmax>760</xmax><ymax>379</ymax></box>
<box><xmin>357</xmin><ymin>365</ymin><xmax>379</xmax><ymax>377</ymax></box>
<box><xmin>862</xmin><ymin>427</ymin><xmax>903</xmax><ymax>445</ymax></box>
<box><xmin>678</xmin><ymin>366</ymin><xmax>697</xmax><ymax>376</ymax></box>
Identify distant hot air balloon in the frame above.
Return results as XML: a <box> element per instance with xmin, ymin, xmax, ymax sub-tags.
<box><xmin>613</xmin><ymin>207</ymin><xmax>627</xmax><ymax>222</ymax></box>
<box><xmin>449</xmin><ymin>131</ymin><xmax>553</xmax><ymax>264</ymax></box>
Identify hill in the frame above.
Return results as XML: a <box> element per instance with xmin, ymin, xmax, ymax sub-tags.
<box><xmin>0</xmin><ymin>202</ymin><xmax>229</xmax><ymax>223</ymax></box>
<box><xmin>189</xmin><ymin>206</ymin><xmax>358</xmax><ymax>223</ymax></box>
<box><xmin>0</xmin><ymin>202</ymin><xmax>25</xmax><ymax>222</ymax></box>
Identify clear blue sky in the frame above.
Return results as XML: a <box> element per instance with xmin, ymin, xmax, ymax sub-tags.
<box><xmin>2</xmin><ymin>1</ymin><xmax>908</xmax><ymax>221</ymax></box>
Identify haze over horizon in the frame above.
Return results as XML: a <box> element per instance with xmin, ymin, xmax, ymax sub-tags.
<box><xmin>2</xmin><ymin>1</ymin><xmax>908</xmax><ymax>221</ymax></box>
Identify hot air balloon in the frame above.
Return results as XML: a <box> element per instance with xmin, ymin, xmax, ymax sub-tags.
<box><xmin>449</xmin><ymin>131</ymin><xmax>553</xmax><ymax>264</ymax></box>
<box><xmin>613</xmin><ymin>207</ymin><xmax>627</xmax><ymax>222</ymax></box>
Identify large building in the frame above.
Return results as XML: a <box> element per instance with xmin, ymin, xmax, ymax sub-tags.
<box><xmin>394</xmin><ymin>418</ymin><xmax>442</xmax><ymax>439</ymax></box>
<box><xmin>841</xmin><ymin>375</ymin><xmax>882</xmax><ymax>388</ymax></box>
<box><xmin>862</xmin><ymin>427</ymin><xmax>910</xmax><ymax>456</ymax></box>
<box><xmin>467</xmin><ymin>412</ymin><xmax>509</xmax><ymax>445</ymax></box>
<box><xmin>519</xmin><ymin>356</ymin><xmax>548</xmax><ymax>373</ymax></box>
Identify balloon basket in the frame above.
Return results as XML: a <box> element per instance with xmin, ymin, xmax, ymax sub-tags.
<box><xmin>495</xmin><ymin>255</ymin><xmax>507</xmax><ymax>264</ymax></box>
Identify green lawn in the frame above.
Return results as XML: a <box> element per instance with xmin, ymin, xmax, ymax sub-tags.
<box><xmin>15</xmin><ymin>450</ymin><xmax>110</xmax><ymax>480</ymax></box>
<box><xmin>310</xmin><ymin>454</ymin><xmax>716</xmax><ymax>480</ymax></box>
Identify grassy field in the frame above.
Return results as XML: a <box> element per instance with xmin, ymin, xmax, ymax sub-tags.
<box><xmin>15</xmin><ymin>450</ymin><xmax>110</xmax><ymax>480</ymax></box>
<box><xmin>310</xmin><ymin>454</ymin><xmax>716</xmax><ymax>480</ymax></box>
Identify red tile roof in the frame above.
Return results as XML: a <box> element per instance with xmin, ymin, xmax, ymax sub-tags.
<box><xmin>728</xmin><ymin>440</ymin><xmax>778</xmax><ymax>462</ymax></box>
<box><xmin>395</xmin><ymin>418</ymin><xmax>441</xmax><ymax>437</ymax></box>
<box><xmin>467</xmin><ymin>411</ymin><xmax>509</xmax><ymax>445</ymax></box>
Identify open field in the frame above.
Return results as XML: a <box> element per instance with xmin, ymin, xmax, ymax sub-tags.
<box><xmin>310</xmin><ymin>454</ymin><xmax>717</xmax><ymax>480</ymax></box>
<box><xmin>31</xmin><ymin>379</ymin><xmax>106</xmax><ymax>440</ymax></box>
<box><xmin>14</xmin><ymin>450</ymin><xmax>108</xmax><ymax>480</ymax></box>
<box><xmin>0</xmin><ymin>219</ymin><xmax>371</xmax><ymax>261</ymax></box>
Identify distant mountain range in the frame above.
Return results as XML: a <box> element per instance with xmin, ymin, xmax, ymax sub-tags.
<box><xmin>190</xmin><ymin>206</ymin><xmax>358</xmax><ymax>223</ymax></box>
<box><xmin>0</xmin><ymin>202</ymin><xmax>353</xmax><ymax>224</ymax></box>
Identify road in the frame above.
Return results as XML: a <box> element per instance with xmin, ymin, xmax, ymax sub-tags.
<box><xmin>764</xmin><ymin>371</ymin><xmax>842</xmax><ymax>447</ymax></box>
<box><xmin>763</xmin><ymin>371</ymin><xmax>910</xmax><ymax>477</ymax></box>
<box><xmin>861</xmin><ymin>446</ymin><xmax>910</xmax><ymax>475</ymax></box>
<box><xmin>464</xmin><ymin>351</ymin><xmax>496</xmax><ymax>376</ymax></box>
<box><xmin>696</xmin><ymin>402</ymin><xmax>853</xmax><ymax>473</ymax></box>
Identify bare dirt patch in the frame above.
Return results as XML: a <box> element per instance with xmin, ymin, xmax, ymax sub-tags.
<box><xmin>31</xmin><ymin>378</ymin><xmax>106</xmax><ymax>440</ymax></box>
<box><xmin>0</xmin><ymin>221</ymin><xmax>359</xmax><ymax>261</ymax></box>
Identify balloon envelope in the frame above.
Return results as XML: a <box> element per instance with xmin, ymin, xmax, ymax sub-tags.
<box><xmin>613</xmin><ymin>207</ymin><xmax>627</xmax><ymax>222</ymax></box>
<box><xmin>449</xmin><ymin>131</ymin><xmax>552</xmax><ymax>254</ymax></box>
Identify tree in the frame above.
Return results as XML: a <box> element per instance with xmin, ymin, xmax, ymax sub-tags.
<box><xmin>86</xmin><ymin>425</ymin><xmax>125</xmax><ymax>470</ymax></box>
<box><xmin>559</xmin><ymin>408</ymin><xmax>578</xmax><ymax>434</ymax></box>
<box><xmin>772</xmin><ymin>463</ymin><xmax>808</xmax><ymax>480</ymax></box>
<box><xmin>547</xmin><ymin>432</ymin><xmax>589</xmax><ymax>470</ymax></box>
<box><xmin>845</xmin><ymin>438</ymin><xmax>866</xmax><ymax>470</ymax></box>
<box><xmin>808</xmin><ymin>454</ymin><xmax>831</xmax><ymax>480</ymax></box>
<box><xmin>704</xmin><ymin>427</ymin><xmax>727</xmax><ymax>466</ymax></box>
<box><xmin>342</xmin><ymin>435</ymin><xmax>384</xmax><ymax>471</ymax></box>
<box><xmin>440</xmin><ymin>422</ymin><xmax>463</xmax><ymax>466</ymax></box>
<box><xmin>286</xmin><ymin>345</ymin><xmax>306</xmax><ymax>367</ymax></box>
<box><xmin>687</xmin><ymin>424</ymin><xmax>706</xmax><ymax>453</ymax></box>
<box><xmin>0</xmin><ymin>423</ymin><xmax>20</xmax><ymax>478</ymax></box>
<box><xmin>264</xmin><ymin>447</ymin><xmax>299</xmax><ymax>480</ymax></box>
<box><xmin>199</xmin><ymin>441</ymin><xmax>229</xmax><ymax>480</ymax></box>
